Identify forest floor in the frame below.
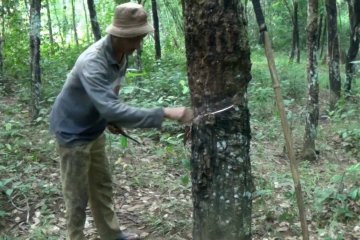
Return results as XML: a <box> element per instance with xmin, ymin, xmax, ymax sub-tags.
<box><xmin>0</xmin><ymin>83</ymin><xmax>359</xmax><ymax>240</ymax></box>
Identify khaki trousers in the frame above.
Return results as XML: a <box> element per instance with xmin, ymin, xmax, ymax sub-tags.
<box><xmin>57</xmin><ymin>134</ymin><xmax>121</xmax><ymax>240</ymax></box>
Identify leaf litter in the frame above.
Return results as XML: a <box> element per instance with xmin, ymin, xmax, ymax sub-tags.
<box><xmin>0</xmin><ymin>93</ymin><xmax>359</xmax><ymax>239</ymax></box>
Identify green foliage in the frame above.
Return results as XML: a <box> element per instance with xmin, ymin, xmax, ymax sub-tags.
<box><xmin>312</xmin><ymin>163</ymin><xmax>360</xmax><ymax>224</ymax></box>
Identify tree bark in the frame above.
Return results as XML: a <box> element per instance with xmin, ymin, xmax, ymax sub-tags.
<box><xmin>45</xmin><ymin>0</ymin><xmax>54</xmax><ymax>52</ymax></box>
<box><xmin>326</xmin><ymin>0</ymin><xmax>341</xmax><ymax>110</ymax></box>
<box><xmin>62</xmin><ymin>0</ymin><xmax>69</xmax><ymax>44</ymax></box>
<box><xmin>82</xmin><ymin>0</ymin><xmax>90</xmax><ymax>43</ymax></box>
<box><xmin>0</xmin><ymin>2</ymin><xmax>4</xmax><ymax>78</ymax></box>
<box><xmin>52</xmin><ymin>0</ymin><xmax>65</xmax><ymax>45</ymax></box>
<box><xmin>151</xmin><ymin>0</ymin><xmax>161</xmax><ymax>59</ymax></box>
<box><xmin>345</xmin><ymin>0</ymin><xmax>360</xmax><ymax>94</ymax></box>
<box><xmin>30</xmin><ymin>0</ymin><xmax>41</xmax><ymax>120</ymax></box>
<box><xmin>289</xmin><ymin>0</ymin><xmax>300</xmax><ymax>63</ymax></box>
<box><xmin>303</xmin><ymin>0</ymin><xmax>319</xmax><ymax>161</ymax></box>
<box><xmin>317</xmin><ymin>13</ymin><xmax>323</xmax><ymax>50</ymax></box>
<box><xmin>87</xmin><ymin>0</ymin><xmax>101</xmax><ymax>41</ymax></box>
<box><xmin>320</xmin><ymin>16</ymin><xmax>327</xmax><ymax>59</ymax></box>
<box><xmin>184</xmin><ymin>1</ymin><xmax>252</xmax><ymax>239</ymax></box>
<box><xmin>71</xmin><ymin>0</ymin><xmax>79</xmax><ymax>46</ymax></box>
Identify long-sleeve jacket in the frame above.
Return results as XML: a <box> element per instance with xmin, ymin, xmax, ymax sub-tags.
<box><xmin>49</xmin><ymin>35</ymin><xmax>164</xmax><ymax>145</ymax></box>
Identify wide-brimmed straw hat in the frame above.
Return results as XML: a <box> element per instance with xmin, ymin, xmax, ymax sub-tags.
<box><xmin>106</xmin><ymin>3</ymin><xmax>154</xmax><ymax>38</ymax></box>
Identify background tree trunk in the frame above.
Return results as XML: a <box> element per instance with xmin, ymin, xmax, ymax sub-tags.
<box><xmin>303</xmin><ymin>0</ymin><xmax>319</xmax><ymax>161</ymax></box>
<box><xmin>87</xmin><ymin>0</ymin><xmax>101</xmax><ymax>41</ymax></box>
<box><xmin>320</xmin><ymin>17</ymin><xmax>327</xmax><ymax>59</ymax></box>
<box><xmin>294</xmin><ymin>0</ymin><xmax>300</xmax><ymax>63</ymax></box>
<box><xmin>345</xmin><ymin>0</ymin><xmax>360</xmax><ymax>94</ymax></box>
<box><xmin>45</xmin><ymin>0</ymin><xmax>54</xmax><ymax>52</ymax></box>
<box><xmin>151</xmin><ymin>0</ymin><xmax>161</xmax><ymax>60</ymax></box>
<box><xmin>82</xmin><ymin>0</ymin><xmax>91</xmax><ymax>43</ymax></box>
<box><xmin>30</xmin><ymin>0</ymin><xmax>41</xmax><ymax>120</ymax></box>
<box><xmin>317</xmin><ymin>13</ymin><xmax>323</xmax><ymax>50</ymax></box>
<box><xmin>184</xmin><ymin>1</ymin><xmax>253</xmax><ymax>239</ymax></box>
<box><xmin>0</xmin><ymin>2</ymin><xmax>4</xmax><ymax>79</ymax></box>
<box><xmin>52</xmin><ymin>0</ymin><xmax>65</xmax><ymax>45</ymax></box>
<box><xmin>62</xmin><ymin>0</ymin><xmax>69</xmax><ymax>45</ymax></box>
<box><xmin>71</xmin><ymin>0</ymin><xmax>79</xmax><ymax>46</ymax></box>
<box><xmin>326</xmin><ymin>0</ymin><xmax>341</xmax><ymax>110</ymax></box>
<box><xmin>286</xmin><ymin>0</ymin><xmax>300</xmax><ymax>63</ymax></box>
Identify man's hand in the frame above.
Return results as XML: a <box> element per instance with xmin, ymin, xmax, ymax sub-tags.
<box><xmin>107</xmin><ymin>124</ymin><xmax>141</xmax><ymax>144</ymax></box>
<box><xmin>107</xmin><ymin>124</ymin><xmax>124</xmax><ymax>134</ymax></box>
<box><xmin>163</xmin><ymin>107</ymin><xmax>193</xmax><ymax>124</ymax></box>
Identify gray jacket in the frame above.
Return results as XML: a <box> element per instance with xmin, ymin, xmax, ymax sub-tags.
<box><xmin>50</xmin><ymin>35</ymin><xmax>164</xmax><ymax>145</ymax></box>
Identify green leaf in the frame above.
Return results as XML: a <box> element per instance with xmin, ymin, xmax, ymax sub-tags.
<box><xmin>180</xmin><ymin>174</ymin><xmax>189</xmax><ymax>186</ymax></box>
<box><xmin>5</xmin><ymin>188</ymin><xmax>13</xmax><ymax>196</ymax></box>
<box><xmin>121</xmin><ymin>86</ymin><xmax>135</xmax><ymax>94</ymax></box>
<box><xmin>347</xmin><ymin>163</ymin><xmax>360</xmax><ymax>173</ymax></box>
<box><xmin>349</xmin><ymin>188</ymin><xmax>360</xmax><ymax>200</ymax></box>
<box><xmin>5</xmin><ymin>123</ymin><xmax>12</xmax><ymax>131</ymax></box>
<box><xmin>126</xmin><ymin>71</ymin><xmax>145</xmax><ymax>78</ymax></box>
<box><xmin>5</xmin><ymin>144</ymin><xmax>12</xmax><ymax>151</ymax></box>
<box><xmin>181</xmin><ymin>159</ymin><xmax>191</xmax><ymax>170</ymax></box>
<box><xmin>120</xmin><ymin>136</ymin><xmax>128</xmax><ymax>148</ymax></box>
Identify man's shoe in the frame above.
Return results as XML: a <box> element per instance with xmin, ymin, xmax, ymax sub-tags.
<box><xmin>116</xmin><ymin>232</ymin><xmax>140</xmax><ymax>240</ymax></box>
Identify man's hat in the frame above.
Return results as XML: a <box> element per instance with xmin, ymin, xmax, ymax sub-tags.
<box><xmin>106</xmin><ymin>3</ymin><xmax>154</xmax><ymax>38</ymax></box>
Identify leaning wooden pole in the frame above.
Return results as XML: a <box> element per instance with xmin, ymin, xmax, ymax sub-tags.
<box><xmin>251</xmin><ymin>0</ymin><xmax>309</xmax><ymax>239</ymax></box>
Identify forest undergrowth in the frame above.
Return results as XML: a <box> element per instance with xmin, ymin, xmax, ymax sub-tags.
<box><xmin>0</xmin><ymin>51</ymin><xmax>359</xmax><ymax>239</ymax></box>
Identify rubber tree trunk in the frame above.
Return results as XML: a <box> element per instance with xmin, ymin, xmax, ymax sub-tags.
<box><xmin>0</xmin><ymin>4</ymin><xmax>4</xmax><ymax>78</ymax></box>
<box><xmin>184</xmin><ymin>1</ymin><xmax>253</xmax><ymax>239</ymax></box>
<box><xmin>45</xmin><ymin>0</ymin><xmax>54</xmax><ymax>52</ymax></box>
<box><xmin>303</xmin><ymin>0</ymin><xmax>319</xmax><ymax>161</ymax></box>
<box><xmin>52</xmin><ymin>0</ymin><xmax>65</xmax><ymax>45</ymax></box>
<box><xmin>71</xmin><ymin>0</ymin><xmax>79</xmax><ymax>46</ymax></box>
<box><xmin>30</xmin><ymin>0</ymin><xmax>41</xmax><ymax>120</ymax></box>
<box><xmin>0</xmin><ymin>35</ymin><xmax>3</xmax><ymax>78</ymax></box>
<box><xmin>326</xmin><ymin>0</ymin><xmax>341</xmax><ymax>110</ymax></box>
<box><xmin>87</xmin><ymin>0</ymin><xmax>101</xmax><ymax>41</ymax></box>
<box><xmin>136</xmin><ymin>0</ymin><xmax>143</xmax><ymax>71</ymax></box>
<box><xmin>345</xmin><ymin>0</ymin><xmax>360</xmax><ymax>94</ymax></box>
<box><xmin>317</xmin><ymin>13</ymin><xmax>323</xmax><ymax>50</ymax></box>
<box><xmin>62</xmin><ymin>0</ymin><xmax>69</xmax><ymax>44</ymax></box>
<box><xmin>320</xmin><ymin>17</ymin><xmax>327</xmax><ymax>59</ymax></box>
<box><xmin>151</xmin><ymin>0</ymin><xmax>161</xmax><ymax>60</ymax></box>
<box><xmin>82</xmin><ymin>0</ymin><xmax>90</xmax><ymax>43</ymax></box>
<box><xmin>289</xmin><ymin>0</ymin><xmax>300</xmax><ymax>63</ymax></box>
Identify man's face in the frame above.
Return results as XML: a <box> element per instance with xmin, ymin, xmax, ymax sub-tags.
<box><xmin>118</xmin><ymin>35</ymin><xmax>145</xmax><ymax>54</ymax></box>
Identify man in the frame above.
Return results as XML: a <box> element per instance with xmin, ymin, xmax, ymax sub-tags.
<box><xmin>49</xmin><ymin>3</ymin><xmax>192</xmax><ymax>240</ymax></box>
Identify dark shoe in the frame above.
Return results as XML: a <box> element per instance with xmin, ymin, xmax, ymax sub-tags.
<box><xmin>116</xmin><ymin>232</ymin><xmax>140</xmax><ymax>240</ymax></box>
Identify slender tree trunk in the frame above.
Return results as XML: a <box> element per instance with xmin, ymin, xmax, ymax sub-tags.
<box><xmin>87</xmin><ymin>0</ymin><xmax>101</xmax><ymax>41</ymax></box>
<box><xmin>151</xmin><ymin>0</ymin><xmax>161</xmax><ymax>59</ymax></box>
<box><xmin>62</xmin><ymin>0</ymin><xmax>69</xmax><ymax>44</ymax></box>
<box><xmin>45</xmin><ymin>0</ymin><xmax>54</xmax><ymax>52</ymax></box>
<box><xmin>0</xmin><ymin>3</ymin><xmax>4</xmax><ymax>78</ymax></box>
<box><xmin>30</xmin><ymin>0</ymin><xmax>41</xmax><ymax>120</ymax></box>
<box><xmin>294</xmin><ymin>0</ymin><xmax>300</xmax><ymax>63</ymax></box>
<box><xmin>303</xmin><ymin>0</ymin><xmax>319</xmax><ymax>161</ymax></box>
<box><xmin>71</xmin><ymin>0</ymin><xmax>79</xmax><ymax>46</ymax></box>
<box><xmin>82</xmin><ymin>0</ymin><xmax>90</xmax><ymax>43</ymax></box>
<box><xmin>184</xmin><ymin>1</ymin><xmax>252</xmax><ymax>239</ymax></box>
<box><xmin>320</xmin><ymin>17</ymin><xmax>327</xmax><ymax>59</ymax></box>
<box><xmin>345</xmin><ymin>0</ymin><xmax>360</xmax><ymax>94</ymax></box>
<box><xmin>0</xmin><ymin>36</ymin><xmax>3</xmax><ymax>79</ymax></box>
<box><xmin>326</xmin><ymin>0</ymin><xmax>341</xmax><ymax>109</ymax></box>
<box><xmin>52</xmin><ymin>0</ymin><xmax>65</xmax><ymax>45</ymax></box>
<box><xmin>290</xmin><ymin>0</ymin><xmax>300</xmax><ymax>62</ymax></box>
<box><xmin>317</xmin><ymin>13</ymin><xmax>323</xmax><ymax>50</ymax></box>
<box><xmin>136</xmin><ymin>0</ymin><xmax>143</xmax><ymax>71</ymax></box>
<box><xmin>136</xmin><ymin>46</ymin><xmax>143</xmax><ymax>71</ymax></box>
